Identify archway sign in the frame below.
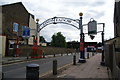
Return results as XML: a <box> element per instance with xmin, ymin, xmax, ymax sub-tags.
<box><xmin>37</xmin><ymin>17</ymin><xmax>79</xmax><ymax>32</ymax></box>
<box><xmin>36</xmin><ymin>16</ymin><xmax>105</xmax><ymax>64</ymax></box>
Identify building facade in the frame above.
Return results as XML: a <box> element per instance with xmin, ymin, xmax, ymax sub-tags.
<box><xmin>28</xmin><ymin>14</ymin><xmax>40</xmax><ymax>45</ymax></box>
<box><xmin>1</xmin><ymin>2</ymin><xmax>38</xmax><ymax>56</ymax></box>
<box><xmin>114</xmin><ymin>1</ymin><xmax>120</xmax><ymax>37</ymax></box>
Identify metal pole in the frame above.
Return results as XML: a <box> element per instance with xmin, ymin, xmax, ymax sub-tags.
<box><xmin>78</xmin><ymin>13</ymin><xmax>86</xmax><ymax>63</ymax></box>
<box><xmin>36</xmin><ymin>21</ymin><xmax>38</xmax><ymax>45</ymax></box>
<box><xmin>16</xmin><ymin>32</ymin><xmax>19</xmax><ymax>57</ymax></box>
<box><xmin>35</xmin><ymin>19</ymin><xmax>39</xmax><ymax>58</ymax></box>
<box><xmin>100</xmin><ymin>23</ymin><xmax>105</xmax><ymax>66</ymax></box>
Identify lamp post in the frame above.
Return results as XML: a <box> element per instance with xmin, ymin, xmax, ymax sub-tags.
<box><xmin>100</xmin><ymin>23</ymin><xmax>105</xmax><ymax>66</ymax></box>
<box><xmin>36</xmin><ymin>18</ymin><xmax>39</xmax><ymax>45</ymax></box>
<box><xmin>78</xmin><ymin>12</ymin><xmax>86</xmax><ymax>63</ymax></box>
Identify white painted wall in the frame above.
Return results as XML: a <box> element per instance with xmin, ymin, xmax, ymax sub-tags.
<box><xmin>29</xmin><ymin>15</ymin><xmax>40</xmax><ymax>45</ymax></box>
<box><xmin>0</xmin><ymin>36</ymin><xmax>6</xmax><ymax>57</ymax></box>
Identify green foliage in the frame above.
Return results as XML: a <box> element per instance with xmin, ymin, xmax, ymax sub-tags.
<box><xmin>39</xmin><ymin>36</ymin><xmax>46</xmax><ymax>43</ymax></box>
<box><xmin>51</xmin><ymin>32</ymin><xmax>67</xmax><ymax>48</ymax></box>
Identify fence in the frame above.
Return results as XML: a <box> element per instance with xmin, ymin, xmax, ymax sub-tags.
<box><xmin>104</xmin><ymin>40</ymin><xmax>120</xmax><ymax>80</ymax></box>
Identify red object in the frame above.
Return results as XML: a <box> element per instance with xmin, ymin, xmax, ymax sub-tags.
<box><xmin>80</xmin><ymin>42</ymin><xmax>84</xmax><ymax>51</ymax></box>
<box><xmin>16</xmin><ymin>37</ymin><xmax>19</xmax><ymax>57</ymax></box>
<box><xmin>31</xmin><ymin>56</ymin><xmax>42</xmax><ymax>58</ymax></box>
<box><xmin>31</xmin><ymin>36</ymin><xmax>40</xmax><ymax>58</ymax></box>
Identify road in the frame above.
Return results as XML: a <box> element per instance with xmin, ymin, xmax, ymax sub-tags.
<box><xmin>3</xmin><ymin>53</ymin><xmax>79</xmax><ymax>78</ymax></box>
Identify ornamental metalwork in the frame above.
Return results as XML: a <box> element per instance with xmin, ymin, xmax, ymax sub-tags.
<box><xmin>37</xmin><ymin>17</ymin><xmax>79</xmax><ymax>32</ymax></box>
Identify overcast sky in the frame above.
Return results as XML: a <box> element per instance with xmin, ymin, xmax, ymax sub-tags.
<box><xmin>1</xmin><ymin>0</ymin><xmax>115</xmax><ymax>42</ymax></box>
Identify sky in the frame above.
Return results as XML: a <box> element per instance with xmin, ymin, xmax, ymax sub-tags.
<box><xmin>0</xmin><ymin>0</ymin><xmax>115</xmax><ymax>42</ymax></box>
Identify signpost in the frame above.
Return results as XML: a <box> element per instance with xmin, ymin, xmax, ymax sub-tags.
<box><xmin>88</xmin><ymin>19</ymin><xmax>97</xmax><ymax>35</ymax></box>
<box><xmin>13</xmin><ymin>22</ymin><xmax>19</xmax><ymax>57</ymax></box>
<box><xmin>22</xmin><ymin>26</ymin><xmax>30</xmax><ymax>39</ymax></box>
<box><xmin>13</xmin><ymin>23</ymin><xmax>18</xmax><ymax>32</ymax></box>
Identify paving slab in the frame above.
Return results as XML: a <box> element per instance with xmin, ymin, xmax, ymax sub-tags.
<box><xmin>57</xmin><ymin>53</ymin><xmax>110</xmax><ymax>78</ymax></box>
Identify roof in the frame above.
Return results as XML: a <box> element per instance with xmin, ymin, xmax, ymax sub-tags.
<box><xmin>2</xmin><ymin>2</ymin><xmax>29</xmax><ymax>13</ymax></box>
<box><xmin>2</xmin><ymin>2</ymin><xmax>35</xmax><ymax>19</ymax></box>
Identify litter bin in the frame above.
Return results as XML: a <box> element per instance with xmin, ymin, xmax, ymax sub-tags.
<box><xmin>26</xmin><ymin>64</ymin><xmax>39</xmax><ymax>80</ymax></box>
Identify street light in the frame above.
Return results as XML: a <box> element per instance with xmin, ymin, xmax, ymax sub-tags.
<box><xmin>79</xmin><ymin>12</ymin><xmax>83</xmax><ymax>16</ymax></box>
<box><xmin>31</xmin><ymin>18</ymin><xmax>39</xmax><ymax>58</ymax></box>
<box><xmin>100</xmin><ymin>23</ymin><xmax>105</xmax><ymax>66</ymax></box>
<box><xmin>78</xmin><ymin>12</ymin><xmax>86</xmax><ymax>63</ymax></box>
<box><xmin>36</xmin><ymin>18</ymin><xmax>39</xmax><ymax>45</ymax></box>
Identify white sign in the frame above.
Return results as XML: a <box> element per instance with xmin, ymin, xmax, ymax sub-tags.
<box><xmin>13</xmin><ymin>23</ymin><xmax>18</xmax><ymax>32</ymax></box>
<box><xmin>88</xmin><ymin>20</ymin><xmax>97</xmax><ymax>35</ymax></box>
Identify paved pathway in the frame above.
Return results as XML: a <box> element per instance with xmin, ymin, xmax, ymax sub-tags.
<box><xmin>57</xmin><ymin>53</ymin><xmax>110</xmax><ymax>78</ymax></box>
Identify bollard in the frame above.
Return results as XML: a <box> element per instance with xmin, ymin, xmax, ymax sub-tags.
<box><xmin>2</xmin><ymin>73</ymin><xmax>4</xmax><ymax>80</ymax></box>
<box><xmin>87</xmin><ymin>53</ymin><xmax>89</xmax><ymax>59</ymax></box>
<box><xmin>61</xmin><ymin>53</ymin><xmax>63</xmax><ymax>56</ymax></box>
<box><xmin>67</xmin><ymin>53</ymin><xmax>68</xmax><ymax>55</ymax></box>
<box><xmin>54</xmin><ymin>54</ymin><xmax>55</xmax><ymax>57</ymax></box>
<box><xmin>73</xmin><ymin>55</ymin><xmax>76</xmax><ymax>65</ymax></box>
<box><xmin>53</xmin><ymin>59</ymin><xmax>57</xmax><ymax>75</ymax></box>
<box><xmin>26</xmin><ymin>64</ymin><xmax>39</xmax><ymax>80</ymax></box>
<box><xmin>43</xmin><ymin>53</ymin><xmax>45</xmax><ymax>58</ymax></box>
<box><xmin>92</xmin><ymin>52</ymin><xmax>94</xmax><ymax>56</ymax></box>
<box><xmin>27</xmin><ymin>56</ymin><xmax>29</xmax><ymax>59</ymax></box>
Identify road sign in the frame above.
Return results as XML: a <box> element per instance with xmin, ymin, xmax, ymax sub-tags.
<box><xmin>13</xmin><ymin>23</ymin><xmax>18</xmax><ymax>32</ymax></box>
<box><xmin>22</xmin><ymin>26</ymin><xmax>30</xmax><ymax>39</ymax></box>
<box><xmin>88</xmin><ymin>20</ymin><xmax>97</xmax><ymax>35</ymax></box>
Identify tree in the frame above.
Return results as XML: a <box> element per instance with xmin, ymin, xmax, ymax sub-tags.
<box><xmin>39</xmin><ymin>36</ymin><xmax>46</xmax><ymax>43</ymax></box>
<box><xmin>51</xmin><ymin>32</ymin><xmax>67</xmax><ymax>48</ymax></box>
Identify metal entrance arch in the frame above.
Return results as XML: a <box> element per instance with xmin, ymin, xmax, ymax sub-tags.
<box><xmin>37</xmin><ymin>17</ymin><xmax>80</xmax><ymax>32</ymax></box>
<box><xmin>36</xmin><ymin>15</ymin><xmax>86</xmax><ymax>63</ymax></box>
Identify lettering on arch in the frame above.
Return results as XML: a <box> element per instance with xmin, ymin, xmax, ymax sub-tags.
<box><xmin>38</xmin><ymin>17</ymin><xmax>79</xmax><ymax>32</ymax></box>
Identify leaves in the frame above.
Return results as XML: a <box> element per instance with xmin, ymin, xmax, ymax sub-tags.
<box><xmin>39</xmin><ymin>36</ymin><xmax>46</xmax><ymax>43</ymax></box>
<box><xmin>51</xmin><ymin>32</ymin><xmax>67</xmax><ymax>48</ymax></box>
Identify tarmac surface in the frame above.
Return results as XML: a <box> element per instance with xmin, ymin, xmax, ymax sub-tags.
<box><xmin>2</xmin><ymin>53</ymin><xmax>112</xmax><ymax>79</ymax></box>
<box><xmin>2</xmin><ymin>54</ymin><xmax>70</xmax><ymax>65</ymax></box>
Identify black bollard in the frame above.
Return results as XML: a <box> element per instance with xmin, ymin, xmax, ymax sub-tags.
<box><xmin>2</xmin><ymin>73</ymin><xmax>4</xmax><ymax>80</ymax></box>
<box><xmin>92</xmin><ymin>52</ymin><xmax>94</xmax><ymax>56</ymax></box>
<box><xmin>87</xmin><ymin>53</ymin><xmax>89</xmax><ymax>59</ymax></box>
<box><xmin>73</xmin><ymin>55</ymin><xmax>76</xmax><ymax>65</ymax></box>
<box><xmin>43</xmin><ymin>53</ymin><xmax>45</xmax><ymax>58</ymax></box>
<box><xmin>54</xmin><ymin>54</ymin><xmax>55</xmax><ymax>57</ymax></box>
<box><xmin>61</xmin><ymin>53</ymin><xmax>63</xmax><ymax>56</ymax></box>
<box><xmin>53</xmin><ymin>59</ymin><xmax>57</xmax><ymax>75</ymax></box>
<box><xmin>27</xmin><ymin>56</ymin><xmax>29</xmax><ymax>59</ymax></box>
<box><xmin>26</xmin><ymin>64</ymin><xmax>39</xmax><ymax>80</ymax></box>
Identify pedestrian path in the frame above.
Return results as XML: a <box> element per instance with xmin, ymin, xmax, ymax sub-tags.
<box><xmin>57</xmin><ymin>53</ymin><xmax>110</xmax><ymax>78</ymax></box>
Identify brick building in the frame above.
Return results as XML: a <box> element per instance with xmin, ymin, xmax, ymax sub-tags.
<box><xmin>114</xmin><ymin>1</ymin><xmax>120</xmax><ymax>37</ymax></box>
<box><xmin>1</xmin><ymin>2</ymin><xmax>38</xmax><ymax>56</ymax></box>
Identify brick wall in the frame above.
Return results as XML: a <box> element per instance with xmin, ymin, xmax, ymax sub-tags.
<box><xmin>2</xmin><ymin>2</ymin><xmax>29</xmax><ymax>38</ymax></box>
